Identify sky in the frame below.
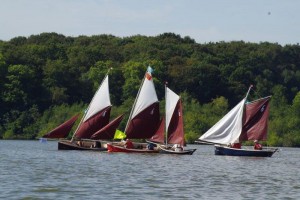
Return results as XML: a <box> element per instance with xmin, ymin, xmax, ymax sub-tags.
<box><xmin>0</xmin><ymin>0</ymin><xmax>299</xmax><ymax>45</ymax></box>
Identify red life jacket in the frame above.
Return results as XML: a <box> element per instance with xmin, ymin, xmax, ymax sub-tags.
<box><xmin>232</xmin><ymin>143</ymin><xmax>241</xmax><ymax>149</ymax></box>
<box><xmin>125</xmin><ymin>140</ymin><xmax>134</xmax><ymax>149</ymax></box>
<box><xmin>254</xmin><ymin>143</ymin><xmax>262</xmax><ymax>150</ymax></box>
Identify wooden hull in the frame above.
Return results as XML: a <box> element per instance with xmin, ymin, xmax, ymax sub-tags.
<box><xmin>58</xmin><ymin>140</ymin><xmax>107</xmax><ymax>151</ymax></box>
<box><xmin>107</xmin><ymin>143</ymin><xmax>159</xmax><ymax>153</ymax></box>
<box><xmin>159</xmin><ymin>146</ymin><xmax>196</xmax><ymax>155</ymax></box>
<box><xmin>214</xmin><ymin>145</ymin><xmax>277</xmax><ymax>157</ymax></box>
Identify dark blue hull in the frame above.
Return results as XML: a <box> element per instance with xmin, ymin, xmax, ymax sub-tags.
<box><xmin>214</xmin><ymin>145</ymin><xmax>277</xmax><ymax>157</ymax></box>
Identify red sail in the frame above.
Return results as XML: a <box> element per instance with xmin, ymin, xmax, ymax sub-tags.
<box><xmin>125</xmin><ymin>102</ymin><xmax>161</xmax><ymax>139</ymax></box>
<box><xmin>240</xmin><ymin>96</ymin><xmax>271</xmax><ymax>141</ymax></box>
<box><xmin>167</xmin><ymin>99</ymin><xmax>184</xmax><ymax>146</ymax></box>
<box><xmin>90</xmin><ymin>114</ymin><xmax>124</xmax><ymax>140</ymax></box>
<box><xmin>42</xmin><ymin>114</ymin><xmax>80</xmax><ymax>138</ymax></box>
<box><xmin>75</xmin><ymin>106</ymin><xmax>111</xmax><ymax>139</ymax></box>
<box><xmin>149</xmin><ymin>118</ymin><xmax>165</xmax><ymax>144</ymax></box>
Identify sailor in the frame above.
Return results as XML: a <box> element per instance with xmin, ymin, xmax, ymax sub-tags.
<box><xmin>254</xmin><ymin>140</ymin><xmax>263</xmax><ymax>150</ymax></box>
<box><xmin>147</xmin><ymin>143</ymin><xmax>154</xmax><ymax>150</ymax></box>
<box><xmin>173</xmin><ymin>144</ymin><xmax>183</xmax><ymax>152</ymax></box>
<box><xmin>230</xmin><ymin>143</ymin><xmax>241</xmax><ymax>149</ymax></box>
<box><xmin>124</xmin><ymin>139</ymin><xmax>134</xmax><ymax>149</ymax></box>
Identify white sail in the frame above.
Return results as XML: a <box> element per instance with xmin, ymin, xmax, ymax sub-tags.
<box><xmin>130</xmin><ymin>72</ymin><xmax>158</xmax><ymax>119</ymax></box>
<box><xmin>166</xmin><ymin>87</ymin><xmax>180</xmax><ymax>133</ymax></box>
<box><xmin>83</xmin><ymin>75</ymin><xmax>111</xmax><ymax>122</ymax></box>
<box><xmin>199</xmin><ymin>98</ymin><xmax>246</xmax><ymax>145</ymax></box>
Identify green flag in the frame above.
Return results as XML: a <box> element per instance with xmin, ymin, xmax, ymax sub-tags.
<box><xmin>114</xmin><ymin>129</ymin><xmax>126</xmax><ymax>139</ymax></box>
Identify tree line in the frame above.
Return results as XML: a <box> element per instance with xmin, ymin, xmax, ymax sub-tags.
<box><xmin>0</xmin><ymin>32</ymin><xmax>299</xmax><ymax>146</ymax></box>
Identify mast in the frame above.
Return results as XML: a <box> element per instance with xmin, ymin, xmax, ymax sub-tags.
<box><xmin>124</xmin><ymin>66</ymin><xmax>154</xmax><ymax>134</ymax></box>
<box><xmin>124</xmin><ymin>71</ymin><xmax>147</xmax><ymax>134</ymax></box>
<box><xmin>245</xmin><ymin>85</ymin><xmax>253</xmax><ymax>100</ymax></box>
<box><xmin>165</xmin><ymin>82</ymin><xmax>168</xmax><ymax>147</ymax></box>
<box><xmin>71</xmin><ymin>68</ymin><xmax>112</xmax><ymax>141</ymax></box>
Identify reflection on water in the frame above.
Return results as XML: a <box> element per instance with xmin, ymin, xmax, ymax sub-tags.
<box><xmin>0</xmin><ymin>140</ymin><xmax>299</xmax><ymax>199</ymax></box>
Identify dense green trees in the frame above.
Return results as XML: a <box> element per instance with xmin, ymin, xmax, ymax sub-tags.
<box><xmin>0</xmin><ymin>32</ymin><xmax>299</xmax><ymax>146</ymax></box>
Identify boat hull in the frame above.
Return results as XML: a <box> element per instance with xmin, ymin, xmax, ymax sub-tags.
<box><xmin>107</xmin><ymin>143</ymin><xmax>159</xmax><ymax>153</ymax></box>
<box><xmin>214</xmin><ymin>145</ymin><xmax>277</xmax><ymax>157</ymax></box>
<box><xmin>58</xmin><ymin>140</ymin><xmax>107</xmax><ymax>151</ymax></box>
<box><xmin>159</xmin><ymin>146</ymin><xmax>196</xmax><ymax>155</ymax></box>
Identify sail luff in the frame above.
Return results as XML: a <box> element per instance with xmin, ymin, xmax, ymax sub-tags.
<box><xmin>165</xmin><ymin>83</ymin><xmax>168</xmax><ymax>146</ymax></box>
<box><xmin>124</xmin><ymin>74</ymin><xmax>146</xmax><ymax>134</ymax></box>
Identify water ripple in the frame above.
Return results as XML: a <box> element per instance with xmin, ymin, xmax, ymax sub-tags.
<box><xmin>0</xmin><ymin>141</ymin><xmax>300</xmax><ymax>199</ymax></box>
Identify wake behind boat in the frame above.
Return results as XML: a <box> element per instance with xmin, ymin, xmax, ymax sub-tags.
<box><xmin>196</xmin><ymin>85</ymin><xmax>277</xmax><ymax>157</ymax></box>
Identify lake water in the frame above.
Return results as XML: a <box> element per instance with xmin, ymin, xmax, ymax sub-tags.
<box><xmin>0</xmin><ymin>140</ymin><xmax>299</xmax><ymax>200</ymax></box>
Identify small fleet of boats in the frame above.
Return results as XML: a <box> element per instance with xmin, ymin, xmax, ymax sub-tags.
<box><xmin>41</xmin><ymin>68</ymin><xmax>278</xmax><ymax>157</ymax></box>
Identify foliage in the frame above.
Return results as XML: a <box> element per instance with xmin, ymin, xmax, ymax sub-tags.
<box><xmin>0</xmin><ymin>33</ymin><xmax>300</xmax><ymax>146</ymax></box>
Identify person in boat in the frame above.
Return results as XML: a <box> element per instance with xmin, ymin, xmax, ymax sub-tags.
<box><xmin>124</xmin><ymin>139</ymin><xmax>134</xmax><ymax>149</ymax></box>
<box><xmin>91</xmin><ymin>141</ymin><xmax>100</xmax><ymax>148</ymax></box>
<box><xmin>147</xmin><ymin>143</ymin><xmax>155</xmax><ymax>150</ymax></box>
<box><xmin>254</xmin><ymin>140</ymin><xmax>263</xmax><ymax>150</ymax></box>
<box><xmin>229</xmin><ymin>143</ymin><xmax>241</xmax><ymax>149</ymax></box>
<box><xmin>172</xmin><ymin>144</ymin><xmax>183</xmax><ymax>152</ymax></box>
<box><xmin>77</xmin><ymin>140</ymin><xmax>82</xmax><ymax>147</ymax></box>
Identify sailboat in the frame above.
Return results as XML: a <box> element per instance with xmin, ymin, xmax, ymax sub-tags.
<box><xmin>196</xmin><ymin>86</ymin><xmax>277</xmax><ymax>157</ymax></box>
<box><xmin>41</xmin><ymin>114</ymin><xmax>80</xmax><ymax>139</ymax></box>
<box><xmin>107</xmin><ymin>67</ymin><xmax>161</xmax><ymax>153</ymax></box>
<box><xmin>149</xmin><ymin>85</ymin><xmax>196</xmax><ymax>155</ymax></box>
<box><xmin>56</xmin><ymin>70</ymin><xmax>123</xmax><ymax>151</ymax></box>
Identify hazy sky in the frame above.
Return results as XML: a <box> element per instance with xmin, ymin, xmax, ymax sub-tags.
<box><xmin>1</xmin><ymin>0</ymin><xmax>299</xmax><ymax>45</ymax></box>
